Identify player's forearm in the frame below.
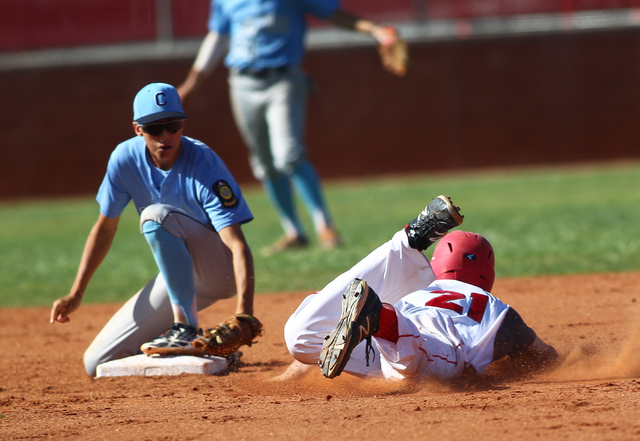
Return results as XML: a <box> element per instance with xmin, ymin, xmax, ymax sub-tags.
<box><xmin>192</xmin><ymin>32</ymin><xmax>229</xmax><ymax>73</ymax></box>
<box><xmin>177</xmin><ymin>69</ymin><xmax>205</xmax><ymax>101</ymax></box>
<box><xmin>232</xmin><ymin>245</ymin><xmax>255</xmax><ymax>316</ymax></box>
<box><xmin>70</xmin><ymin>218</ymin><xmax>118</xmax><ymax>298</ymax></box>
<box><xmin>328</xmin><ymin>10</ymin><xmax>398</xmax><ymax>47</ymax></box>
<box><xmin>328</xmin><ymin>10</ymin><xmax>379</xmax><ymax>34</ymax></box>
<box><xmin>178</xmin><ymin>33</ymin><xmax>228</xmax><ymax>100</ymax></box>
<box><xmin>218</xmin><ymin>224</ymin><xmax>256</xmax><ymax>315</ymax></box>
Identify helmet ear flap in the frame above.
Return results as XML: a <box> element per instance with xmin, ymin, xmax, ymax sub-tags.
<box><xmin>430</xmin><ymin>231</ymin><xmax>495</xmax><ymax>292</ymax></box>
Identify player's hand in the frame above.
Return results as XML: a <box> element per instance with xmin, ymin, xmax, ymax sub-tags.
<box><xmin>371</xmin><ymin>25</ymin><xmax>399</xmax><ymax>48</ymax></box>
<box><xmin>50</xmin><ymin>294</ymin><xmax>82</xmax><ymax>324</ymax></box>
<box><xmin>371</xmin><ymin>26</ymin><xmax>408</xmax><ymax>77</ymax></box>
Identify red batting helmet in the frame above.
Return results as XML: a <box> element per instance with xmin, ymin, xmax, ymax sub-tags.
<box><xmin>430</xmin><ymin>231</ymin><xmax>495</xmax><ymax>292</ymax></box>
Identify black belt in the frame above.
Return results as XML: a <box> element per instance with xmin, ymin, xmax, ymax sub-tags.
<box><xmin>237</xmin><ymin>66</ymin><xmax>289</xmax><ymax>78</ymax></box>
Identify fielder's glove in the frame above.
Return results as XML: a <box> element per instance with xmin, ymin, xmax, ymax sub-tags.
<box><xmin>377</xmin><ymin>27</ymin><xmax>409</xmax><ymax>77</ymax></box>
<box><xmin>191</xmin><ymin>314</ymin><xmax>264</xmax><ymax>357</ymax></box>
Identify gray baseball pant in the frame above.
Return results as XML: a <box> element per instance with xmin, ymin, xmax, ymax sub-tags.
<box><xmin>228</xmin><ymin>65</ymin><xmax>309</xmax><ymax>180</ymax></box>
<box><xmin>83</xmin><ymin>204</ymin><xmax>236</xmax><ymax>377</ymax></box>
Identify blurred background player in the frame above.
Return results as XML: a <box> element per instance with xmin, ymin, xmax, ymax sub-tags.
<box><xmin>178</xmin><ymin>0</ymin><xmax>405</xmax><ymax>255</ymax></box>
<box><xmin>50</xmin><ymin>83</ymin><xmax>256</xmax><ymax>377</ymax></box>
<box><xmin>282</xmin><ymin>198</ymin><xmax>557</xmax><ymax>381</ymax></box>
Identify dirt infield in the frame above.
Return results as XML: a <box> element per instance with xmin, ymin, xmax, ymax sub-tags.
<box><xmin>2</xmin><ymin>272</ymin><xmax>640</xmax><ymax>440</ymax></box>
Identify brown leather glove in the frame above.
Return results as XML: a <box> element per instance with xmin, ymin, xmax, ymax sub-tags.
<box><xmin>377</xmin><ymin>27</ymin><xmax>409</xmax><ymax>77</ymax></box>
<box><xmin>191</xmin><ymin>314</ymin><xmax>264</xmax><ymax>357</ymax></box>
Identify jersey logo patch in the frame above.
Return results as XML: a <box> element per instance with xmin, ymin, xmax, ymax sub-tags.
<box><xmin>213</xmin><ymin>180</ymin><xmax>238</xmax><ymax>208</ymax></box>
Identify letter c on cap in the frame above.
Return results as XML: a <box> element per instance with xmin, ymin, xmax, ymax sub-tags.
<box><xmin>155</xmin><ymin>92</ymin><xmax>167</xmax><ymax>107</ymax></box>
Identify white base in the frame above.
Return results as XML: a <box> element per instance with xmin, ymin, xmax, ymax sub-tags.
<box><xmin>96</xmin><ymin>353</ymin><xmax>228</xmax><ymax>377</ymax></box>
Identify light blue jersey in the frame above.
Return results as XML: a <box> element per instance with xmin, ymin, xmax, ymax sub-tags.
<box><xmin>209</xmin><ymin>0</ymin><xmax>340</xmax><ymax>69</ymax></box>
<box><xmin>97</xmin><ymin>136</ymin><xmax>253</xmax><ymax>232</ymax></box>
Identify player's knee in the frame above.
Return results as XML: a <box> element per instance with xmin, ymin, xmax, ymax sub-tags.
<box><xmin>283</xmin><ymin>317</ymin><xmax>321</xmax><ymax>364</ymax></box>
<box><xmin>83</xmin><ymin>349</ymin><xmax>100</xmax><ymax>377</ymax></box>
<box><xmin>139</xmin><ymin>204</ymin><xmax>175</xmax><ymax>229</ymax></box>
<box><xmin>283</xmin><ymin>317</ymin><xmax>301</xmax><ymax>354</ymax></box>
<box><xmin>261</xmin><ymin>167</ymin><xmax>283</xmax><ymax>180</ymax></box>
<box><xmin>277</xmin><ymin>156</ymin><xmax>306</xmax><ymax>176</ymax></box>
<box><xmin>140</xmin><ymin>205</ymin><xmax>192</xmax><ymax>241</ymax></box>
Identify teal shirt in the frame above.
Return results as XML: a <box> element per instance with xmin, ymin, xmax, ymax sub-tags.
<box><xmin>209</xmin><ymin>0</ymin><xmax>340</xmax><ymax>70</ymax></box>
<box><xmin>97</xmin><ymin>136</ymin><xmax>253</xmax><ymax>231</ymax></box>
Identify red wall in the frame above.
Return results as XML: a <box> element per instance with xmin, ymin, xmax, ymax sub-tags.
<box><xmin>3</xmin><ymin>28</ymin><xmax>640</xmax><ymax>199</ymax></box>
<box><xmin>2</xmin><ymin>0</ymin><xmax>636</xmax><ymax>51</ymax></box>
<box><xmin>1</xmin><ymin>1</ymin><xmax>159</xmax><ymax>51</ymax></box>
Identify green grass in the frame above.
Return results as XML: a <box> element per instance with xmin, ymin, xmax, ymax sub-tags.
<box><xmin>2</xmin><ymin>162</ymin><xmax>640</xmax><ymax>307</ymax></box>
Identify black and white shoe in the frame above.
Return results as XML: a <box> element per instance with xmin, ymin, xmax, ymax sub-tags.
<box><xmin>319</xmin><ymin>279</ymin><xmax>382</xmax><ymax>379</ymax></box>
<box><xmin>405</xmin><ymin>195</ymin><xmax>464</xmax><ymax>251</ymax></box>
<box><xmin>141</xmin><ymin>323</ymin><xmax>201</xmax><ymax>356</ymax></box>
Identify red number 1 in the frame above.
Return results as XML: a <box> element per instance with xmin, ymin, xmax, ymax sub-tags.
<box><xmin>467</xmin><ymin>292</ymin><xmax>488</xmax><ymax>323</ymax></box>
<box><xmin>425</xmin><ymin>291</ymin><xmax>488</xmax><ymax>323</ymax></box>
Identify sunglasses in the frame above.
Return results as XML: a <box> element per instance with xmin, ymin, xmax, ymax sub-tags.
<box><xmin>141</xmin><ymin>119</ymin><xmax>185</xmax><ymax>136</ymax></box>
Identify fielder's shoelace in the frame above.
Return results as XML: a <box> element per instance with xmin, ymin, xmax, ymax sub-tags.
<box><xmin>364</xmin><ymin>336</ymin><xmax>376</xmax><ymax>367</ymax></box>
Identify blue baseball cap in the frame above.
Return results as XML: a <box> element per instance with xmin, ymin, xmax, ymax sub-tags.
<box><xmin>133</xmin><ymin>83</ymin><xmax>188</xmax><ymax>125</ymax></box>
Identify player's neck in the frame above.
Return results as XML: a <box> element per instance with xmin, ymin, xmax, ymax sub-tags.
<box><xmin>147</xmin><ymin>144</ymin><xmax>182</xmax><ymax>171</ymax></box>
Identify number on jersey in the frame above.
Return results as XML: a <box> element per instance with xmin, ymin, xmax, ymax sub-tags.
<box><xmin>425</xmin><ymin>291</ymin><xmax>488</xmax><ymax>323</ymax></box>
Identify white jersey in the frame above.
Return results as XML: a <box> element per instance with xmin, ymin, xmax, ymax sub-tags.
<box><xmin>284</xmin><ymin>230</ymin><xmax>512</xmax><ymax>381</ymax></box>
<box><xmin>284</xmin><ymin>229</ymin><xmax>436</xmax><ymax>377</ymax></box>
<box><xmin>376</xmin><ymin>279</ymin><xmax>510</xmax><ymax>380</ymax></box>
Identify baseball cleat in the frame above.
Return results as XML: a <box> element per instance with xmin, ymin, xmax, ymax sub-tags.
<box><xmin>405</xmin><ymin>195</ymin><xmax>464</xmax><ymax>251</ymax></box>
<box><xmin>319</xmin><ymin>227</ymin><xmax>342</xmax><ymax>250</ymax></box>
<box><xmin>319</xmin><ymin>279</ymin><xmax>382</xmax><ymax>379</ymax></box>
<box><xmin>141</xmin><ymin>323</ymin><xmax>203</xmax><ymax>356</ymax></box>
<box><xmin>260</xmin><ymin>235</ymin><xmax>308</xmax><ymax>256</ymax></box>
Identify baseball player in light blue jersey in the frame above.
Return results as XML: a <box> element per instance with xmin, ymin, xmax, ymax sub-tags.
<box><xmin>178</xmin><ymin>0</ymin><xmax>403</xmax><ymax>255</ymax></box>
<box><xmin>50</xmin><ymin>83</ymin><xmax>256</xmax><ymax>377</ymax></box>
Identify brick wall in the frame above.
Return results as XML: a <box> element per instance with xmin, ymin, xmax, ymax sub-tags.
<box><xmin>3</xmin><ymin>28</ymin><xmax>640</xmax><ymax>199</ymax></box>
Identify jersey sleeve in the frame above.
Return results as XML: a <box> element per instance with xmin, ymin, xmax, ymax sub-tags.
<box><xmin>202</xmin><ymin>177</ymin><xmax>253</xmax><ymax>232</ymax></box>
<box><xmin>96</xmin><ymin>151</ymin><xmax>132</xmax><ymax>218</ymax></box>
<box><xmin>208</xmin><ymin>0</ymin><xmax>231</xmax><ymax>35</ymax></box>
<box><xmin>192</xmin><ymin>143</ymin><xmax>253</xmax><ymax>231</ymax></box>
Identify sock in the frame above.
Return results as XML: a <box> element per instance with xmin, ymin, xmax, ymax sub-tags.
<box><xmin>262</xmin><ymin>174</ymin><xmax>305</xmax><ymax>238</ymax></box>
<box><xmin>290</xmin><ymin>160</ymin><xmax>332</xmax><ymax>232</ymax></box>
<box><xmin>142</xmin><ymin>220</ymin><xmax>198</xmax><ymax>327</ymax></box>
<box><xmin>374</xmin><ymin>303</ymin><xmax>399</xmax><ymax>343</ymax></box>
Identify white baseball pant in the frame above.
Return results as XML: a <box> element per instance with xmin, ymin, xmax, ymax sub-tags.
<box><xmin>284</xmin><ymin>229</ymin><xmax>436</xmax><ymax>377</ymax></box>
